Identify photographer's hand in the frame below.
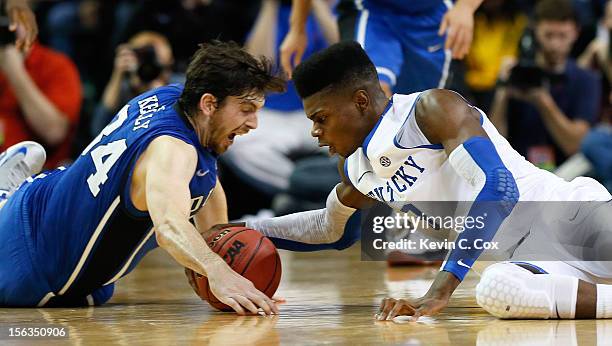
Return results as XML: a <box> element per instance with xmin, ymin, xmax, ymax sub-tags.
<box><xmin>5</xmin><ymin>0</ymin><xmax>37</xmax><ymax>52</ymax></box>
<box><xmin>506</xmin><ymin>86</ymin><xmax>548</xmax><ymax>106</ymax></box>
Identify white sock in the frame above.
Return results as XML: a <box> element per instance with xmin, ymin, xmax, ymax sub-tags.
<box><xmin>551</xmin><ymin>275</ymin><xmax>579</xmax><ymax>319</ymax></box>
<box><xmin>596</xmin><ymin>284</ymin><xmax>612</xmax><ymax>318</ymax></box>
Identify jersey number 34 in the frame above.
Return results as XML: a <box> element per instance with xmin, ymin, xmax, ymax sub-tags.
<box><xmin>81</xmin><ymin>105</ymin><xmax>129</xmax><ymax>197</ymax></box>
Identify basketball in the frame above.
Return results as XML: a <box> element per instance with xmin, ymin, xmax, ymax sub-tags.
<box><xmin>191</xmin><ymin>226</ymin><xmax>282</xmax><ymax>311</ymax></box>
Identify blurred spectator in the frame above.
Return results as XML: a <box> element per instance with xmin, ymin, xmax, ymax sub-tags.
<box><xmin>45</xmin><ymin>0</ymin><xmax>120</xmax><ymax>99</ymax></box>
<box><xmin>463</xmin><ymin>0</ymin><xmax>527</xmax><ymax>112</ymax></box>
<box><xmin>489</xmin><ymin>0</ymin><xmax>601</xmax><ymax>170</ymax></box>
<box><xmin>221</xmin><ymin>0</ymin><xmax>337</xmax><ymax>218</ymax></box>
<box><xmin>578</xmin><ymin>0</ymin><xmax>612</xmax><ymax>122</ymax></box>
<box><xmin>0</xmin><ymin>42</ymin><xmax>82</xmax><ymax>168</ymax></box>
<box><xmin>581</xmin><ymin>124</ymin><xmax>612</xmax><ymax>190</ymax></box>
<box><xmin>120</xmin><ymin>0</ymin><xmax>261</xmax><ymax>73</ymax></box>
<box><xmin>90</xmin><ymin>31</ymin><xmax>176</xmax><ymax>136</ymax></box>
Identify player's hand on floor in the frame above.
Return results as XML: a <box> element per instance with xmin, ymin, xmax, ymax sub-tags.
<box><xmin>438</xmin><ymin>1</ymin><xmax>475</xmax><ymax>59</ymax></box>
<box><xmin>375</xmin><ymin>295</ymin><xmax>449</xmax><ymax>321</ymax></box>
<box><xmin>280</xmin><ymin>29</ymin><xmax>308</xmax><ymax>79</ymax></box>
<box><xmin>207</xmin><ymin>259</ymin><xmax>279</xmax><ymax>316</ymax></box>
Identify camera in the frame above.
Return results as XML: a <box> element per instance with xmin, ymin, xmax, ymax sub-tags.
<box><xmin>132</xmin><ymin>45</ymin><xmax>163</xmax><ymax>84</ymax></box>
<box><xmin>0</xmin><ymin>16</ymin><xmax>16</xmax><ymax>47</ymax></box>
<box><xmin>507</xmin><ymin>28</ymin><xmax>547</xmax><ymax>89</ymax></box>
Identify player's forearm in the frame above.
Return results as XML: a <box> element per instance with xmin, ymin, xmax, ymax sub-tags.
<box><xmin>311</xmin><ymin>0</ymin><xmax>339</xmax><ymax>44</ymax></box>
<box><xmin>289</xmin><ymin>0</ymin><xmax>312</xmax><ymax>32</ymax></box>
<box><xmin>535</xmin><ymin>93</ymin><xmax>590</xmax><ymax>155</ymax></box>
<box><xmin>244</xmin><ymin>0</ymin><xmax>279</xmax><ymax>60</ymax></box>
<box><xmin>428</xmin><ymin>271</ymin><xmax>461</xmax><ymax>299</ymax></box>
<box><xmin>2</xmin><ymin>54</ymin><xmax>68</xmax><ymax>145</ymax></box>
<box><xmin>155</xmin><ymin>218</ymin><xmax>224</xmax><ymax>277</ymax></box>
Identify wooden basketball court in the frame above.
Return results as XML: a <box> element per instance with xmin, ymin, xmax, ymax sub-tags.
<box><xmin>1</xmin><ymin>245</ymin><xmax>610</xmax><ymax>345</ymax></box>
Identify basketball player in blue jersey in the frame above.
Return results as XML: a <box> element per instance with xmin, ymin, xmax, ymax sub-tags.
<box><xmin>0</xmin><ymin>41</ymin><xmax>285</xmax><ymax>315</ymax></box>
<box><xmin>241</xmin><ymin>42</ymin><xmax>612</xmax><ymax>320</ymax></box>
<box><xmin>280</xmin><ymin>0</ymin><xmax>482</xmax><ymax>95</ymax></box>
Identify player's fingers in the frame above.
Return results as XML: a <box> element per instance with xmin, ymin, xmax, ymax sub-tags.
<box><xmin>292</xmin><ymin>48</ymin><xmax>305</xmax><ymax>70</ymax></box>
<box><xmin>438</xmin><ymin>14</ymin><xmax>449</xmax><ymax>36</ymax></box>
<box><xmin>387</xmin><ymin>300</ymin><xmax>415</xmax><ymax>320</ymax></box>
<box><xmin>376</xmin><ymin>298</ymin><xmax>395</xmax><ymax>320</ymax></box>
<box><xmin>280</xmin><ymin>46</ymin><xmax>294</xmax><ymax>78</ymax></box>
<box><xmin>451</xmin><ymin>29</ymin><xmax>467</xmax><ymax>59</ymax></box>
<box><xmin>225</xmin><ymin>297</ymin><xmax>246</xmax><ymax>316</ymax></box>
<box><xmin>457</xmin><ymin>29</ymin><xmax>471</xmax><ymax>59</ymax></box>
<box><xmin>272</xmin><ymin>295</ymin><xmax>286</xmax><ymax>303</ymax></box>
<box><xmin>234</xmin><ymin>295</ymin><xmax>260</xmax><ymax>315</ymax></box>
<box><xmin>410</xmin><ymin>309</ymin><xmax>423</xmax><ymax>322</ymax></box>
<box><xmin>247</xmin><ymin>292</ymin><xmax>274</xmax><ymax>315</ymax></box>
<box><xmin>445</xmin><ymin>25</ymin><xmax>457</xmax><ymax>51</ymax></box>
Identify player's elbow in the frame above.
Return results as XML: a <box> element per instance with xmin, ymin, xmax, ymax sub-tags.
<box><xmin>154</xmin><ymin>220</ymin><xmax>180</xmax><ymax>249</ymax></box>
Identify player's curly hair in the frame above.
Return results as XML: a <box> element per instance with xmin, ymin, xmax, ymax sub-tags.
<box><xmin>179</xmin><ymin>40</ymin><xmax>286</xmax><ymax>116</ymax></box>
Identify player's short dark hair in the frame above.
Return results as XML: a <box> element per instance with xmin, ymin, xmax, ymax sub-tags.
<box><xmin>535</xmin><ymin>0</ymin><xmax>576</xmax><ymax>23</ymax></box>
<box><xmin>293</xmin><ymin>41</ymin><xmax>378</xmax><ymax>99</ymax></box>
<box><xmin>179</xmin><ymin>40</ymin><xmax>286</xmax><ymax>116</ymax></box>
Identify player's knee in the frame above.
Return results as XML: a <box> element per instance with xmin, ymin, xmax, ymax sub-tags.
<box><xmin>91</xmin><ymin>284</ymin><xmax>115</xmax><ymax>306</ymax></box>
<box><xmin>476</xmin><ymin>263</ymin><xmax>551</xmax><ymax>319</ymax></box>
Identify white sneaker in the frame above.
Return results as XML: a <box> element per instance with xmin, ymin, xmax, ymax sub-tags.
<box><xmin>0</xmin><ymin>141</ymin><xmax>46</xmax><ymax>202</ymax></box>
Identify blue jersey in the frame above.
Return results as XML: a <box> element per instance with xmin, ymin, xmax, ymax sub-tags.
<box><xmin>18</xmin><ymin>84</ymin><xmax>217</xmax><ymax>301</ymax></box>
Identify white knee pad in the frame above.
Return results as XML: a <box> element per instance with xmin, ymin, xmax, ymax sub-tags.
<box><xmin>476</xmin><ymin>262</ymin><xmax>579</xmax><ymax>319</ymax></box>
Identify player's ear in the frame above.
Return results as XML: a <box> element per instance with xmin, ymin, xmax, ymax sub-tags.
<box><xmin>198</xmin><ymin>93</ymin><xmax>218</xmax><ymax>117</ymax></box>
<box><xmin>352</xmin><ymin>89</ymin><xmax>369</xmax><ymax>114</ymax></box>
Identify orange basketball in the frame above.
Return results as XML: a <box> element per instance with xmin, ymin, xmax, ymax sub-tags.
<box><xmin>191</xmin><ymin>226</ymin><xmax>282</xmax><ymax>311</ymax></box>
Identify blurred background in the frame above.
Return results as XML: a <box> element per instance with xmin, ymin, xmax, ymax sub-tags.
<box><xmin>1</xmin><ymin>0</ymin><xmax>610</xmax><ymax>221</ymax></box>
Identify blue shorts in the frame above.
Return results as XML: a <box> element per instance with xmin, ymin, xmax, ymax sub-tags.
<box><xmin>338</xmin><ymin>0</ymin><xmax>451</xmax><ymax>92</ymax></box>
<box><xmin>0</xmin><ymin>187</ymin><xmax>52</xmax><ymax>306</ymax></box>
<box><xmin>0</xmin><ymin>187</ymin><xmax>114</xmax><ymax>307</ymax></box>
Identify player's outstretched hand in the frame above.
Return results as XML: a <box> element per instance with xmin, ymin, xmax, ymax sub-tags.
<box><xmin>5</xmin><ymin>0</ymin><xmax>38</xmax><ymax>52</ymax></box>
<box><xmin>280</xmin><ymin>29</ymin><xmax>308</xmax><ymax>79</ymax></box>
<box><xmin>375</xmin><ymin>294</ymin><xmax>449</xmax><ymax>321</ymax></box>
<box><xmin>438</xmin><ymin>1</ymin><xmax>475</xmax><ymax>60</ymax></box>
<box><xmin>206</xmin><ymin>259</ymin><xmax>279</xmax><ymax>316</ymax></box>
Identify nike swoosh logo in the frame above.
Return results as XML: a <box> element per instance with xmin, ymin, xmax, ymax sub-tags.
<box><xmin>0</xmin><ymin>147</ymin><xmax>27</xmax><ymax>166</ymax></box>
<box><xmin>427</xmin><ymin>44</ymin><xmax>443</xmax><ymax>53</ymax></box>
<box><xmin>196</xmin><ymin>169</ymin><xmax>209</xmax><ymax>177</ymax></box>
<box><xmin>357</xmin><ymin>170</ymin><xmax>372</xmax><ymax>183</ymax></box>
<box><xmin>457</xmin><ymin>259</ymin><xmax>471</xmax><ymax>269</ymax></box>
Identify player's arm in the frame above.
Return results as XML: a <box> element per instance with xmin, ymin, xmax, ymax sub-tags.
<box><xmin>279</xmin><ymin>0</ymin><xmax>312</xmax><ymax>78</ymax></box>
<box><xmin>439</xmin><ymin>0</ymin><xmax>483</xmax><ymax>59</ymax></box>
<box><xmin>377</xmin><ymin>89</ymin><xmax>519</xmax><ymax>320</ymax></box>
<box><xmin>245</xmin><ymin>157</ymin><xmax>376</xmax><ymax>251</ymax></box>
<box><xmin>144</xmin><ymin>136</ymin><xmax>277</xmax><ymax>315</ymax></box>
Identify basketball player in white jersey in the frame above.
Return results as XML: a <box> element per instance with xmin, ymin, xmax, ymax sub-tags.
<box><xmin>238</xmin><ymin>41</ymin><xmax>612</xmax><ymax>320</ymax></box>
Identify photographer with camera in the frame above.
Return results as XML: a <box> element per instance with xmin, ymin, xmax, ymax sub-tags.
<box><xmin>489</xmin><ymin>0</ymin><xmax>601</xmax><ymax>170</ymax></box>
<box><xmin>90</xmin><ymin>31</ymin><xmax>175</xmax><ymax>136</ymax></box>
<box><xmin>0</xmin><ymin>13</ymin><xmax>81</xmax><ymax>168</ymax></box>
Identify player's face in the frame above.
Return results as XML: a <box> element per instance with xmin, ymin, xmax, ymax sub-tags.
<box><xmin>303</xmin><ymin>90</ymin><xmax>368</xmax><ymax>158</ymax></box>
<box><xmin>535</xmin><ymin>20</ymin><xmax>577</xmax><ymax>67</ymax></box>
<box><xmin>208</xmin><ymin>94</ymin><xmax>265</xmax><ymax>154</ymax></box>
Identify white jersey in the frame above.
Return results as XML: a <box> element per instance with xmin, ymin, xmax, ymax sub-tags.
<box><xmin>344</xmin><ymin>92</ymin><xmax>611</xmax><ymax>208</ymax></box>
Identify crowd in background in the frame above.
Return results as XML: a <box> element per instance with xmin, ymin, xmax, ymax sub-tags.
<box><xmin>1</xmin><ymin>0</ymin><xmax>611</xmax><ymax>220</ymax></box>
